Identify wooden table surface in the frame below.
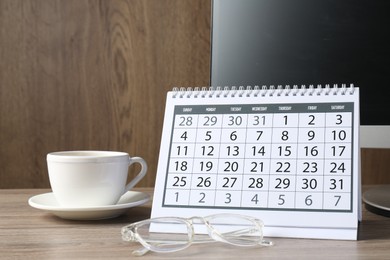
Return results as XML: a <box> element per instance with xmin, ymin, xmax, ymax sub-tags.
<box><xmin>1</xmin><ymin>187</ymin><xmax>390</xmax><ymax>259</ymax></box>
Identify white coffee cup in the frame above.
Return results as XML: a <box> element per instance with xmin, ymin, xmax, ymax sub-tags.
<box><xmin>47</xmin><ymin>151</ymin><xmax>147</xmax><ymax>208</ymax></box>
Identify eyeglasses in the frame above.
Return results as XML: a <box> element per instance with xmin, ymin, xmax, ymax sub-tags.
<box><xmin>121</xmin><ymin>213</ymin><xmax>273</xmax><ymax>256</ymax></box>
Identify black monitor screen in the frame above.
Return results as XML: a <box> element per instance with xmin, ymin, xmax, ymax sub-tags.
<box><xmin>211</xmin><ymin>0</ymin><xmax>390</xmax><ymax>125</ymax></box>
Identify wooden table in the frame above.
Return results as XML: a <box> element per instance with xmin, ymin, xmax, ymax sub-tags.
<box><xmin>1</xmin><ymin>187</ymin><xmax>390</xmax><ymax>259</ymax></box>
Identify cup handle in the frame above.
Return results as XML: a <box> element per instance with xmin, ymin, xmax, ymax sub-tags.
<box><xmin>125</xmin><ymin>157</ymin><xmax>147</xmax><ymax>191</ymax></box>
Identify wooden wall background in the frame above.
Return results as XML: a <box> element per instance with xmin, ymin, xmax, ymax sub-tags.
<box><xmin>0</xmin><ymin>0</ymin><xmax>211</xmax><ymax>188</ymax></box>
<box><xmin>0</xmin><ymin>0</ymin><xmax>389</xmax><ymax>188</ymax></box>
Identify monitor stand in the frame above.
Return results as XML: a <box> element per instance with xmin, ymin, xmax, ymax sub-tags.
<box><xmin>363</xmin><ymin>185</ymin><xmax>390</xmax><ymax>217</ymax></box>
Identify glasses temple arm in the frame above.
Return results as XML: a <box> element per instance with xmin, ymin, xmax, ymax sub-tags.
<box><xmin>208</xmin><ymin>227</ymin><xmax>274</xmax><ymax>246</ymax></box>
<box><xmin>132</xmin><ymin>247</ymin><xmax>150</xmax><ymax>257</ymax></box>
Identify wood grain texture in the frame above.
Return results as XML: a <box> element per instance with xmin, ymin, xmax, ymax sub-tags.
<box><xmin>1</xmin><ymin>1</ymin><xmax>389</xmax><ymax>188</ymax></box>
<box><xmin>2</xmin><ymin>187</ymin><xmax>390</xmax><ymax>259</ymax></box>
<box><xmin>0</xmin><ymin>0</ymin><xmax>211</xmax><ymax>188</ymax></box>
<box><xmin>361</xmin><ymin>148</ymin><xmax>390</xmax><ymax>184</ymax></box>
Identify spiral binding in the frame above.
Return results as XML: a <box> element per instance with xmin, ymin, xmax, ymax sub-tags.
<box><xmin>172</xmin><ymin>84</ymin><xmax>355</xmax><ymax>98</ymax></box>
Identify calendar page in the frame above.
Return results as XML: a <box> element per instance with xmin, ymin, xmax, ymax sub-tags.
<box><xmin>152</xmin><ymin>85</ymin><xmax>360</xmax><ymax>240</ymax></box>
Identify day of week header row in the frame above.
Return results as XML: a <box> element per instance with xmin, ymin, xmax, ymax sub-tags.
<box><xmin>175</xmin><ymin>103</ymin><xmax>353</xmax><ymax>114</ymax></box>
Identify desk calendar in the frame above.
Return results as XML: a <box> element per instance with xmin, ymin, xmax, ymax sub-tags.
<box><xmin>152</xmin><ymin>85</ymin><xmax>360</xmax><ymax>240</ymax></box>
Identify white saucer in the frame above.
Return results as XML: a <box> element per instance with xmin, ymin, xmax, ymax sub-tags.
<box><xmin>363</xmin><ymin>185</ymin><xmax>390</xmax><ymax>217</ymax></box>
<box><xmin>28</xmin><ymin>191</ymin><xmax>150</xmax><ymax>220</ymax></box>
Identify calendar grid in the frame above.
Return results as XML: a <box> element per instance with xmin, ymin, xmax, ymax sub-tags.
<box><xmin>162</xmin><ymin>102</ymin><xmax>354</xmax><ymax>213</ymax></box>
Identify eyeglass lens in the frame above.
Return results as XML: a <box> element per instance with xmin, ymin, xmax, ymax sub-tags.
<box><xmin>206</xmin><ymin>215</ymin><xmax>263</xmax><ymax>246</ymax></box>
<box><xmin>136</xmin><ymin>218</ymin><xmax>192</xmax><ymax>252</ymax></box>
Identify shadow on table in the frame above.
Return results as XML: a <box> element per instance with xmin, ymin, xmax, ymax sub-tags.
<box><xmin>40</xmin><ymin>206</ymin><xmax>151</xmax><ymax>225</ymax></box>
<box><xmin>358</xmin><ymin>218</ymin><xmax>390</xmax><ymax>240</ymax></box>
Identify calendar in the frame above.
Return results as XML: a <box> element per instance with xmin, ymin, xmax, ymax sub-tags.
<box><xmin>151</xmin><ymin>85</ymin><xmax>360</xmax><ymax>240</ymax></box>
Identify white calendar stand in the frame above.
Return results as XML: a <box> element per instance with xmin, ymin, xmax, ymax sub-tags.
<box><xmin>151</xmin><ymin>85</ymin><xmax>360</xmax><ymax>240</ymax></box>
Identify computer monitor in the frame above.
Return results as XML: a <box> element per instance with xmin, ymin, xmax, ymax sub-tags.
<box><xmin>210</xmin><ymin>0</ymin><xmax>390</xmax><ymax>149</ymax></box>
<box><xmin>210</xmin><ymin>0</ymin><xmax>390</xmax><ymax>217</ymax></box>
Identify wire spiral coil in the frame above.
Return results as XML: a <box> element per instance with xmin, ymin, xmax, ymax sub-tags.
<box><xmin>172</xmin><ymin>84</ymin><xmax>355</xmax><ymax>98</ymax></box>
